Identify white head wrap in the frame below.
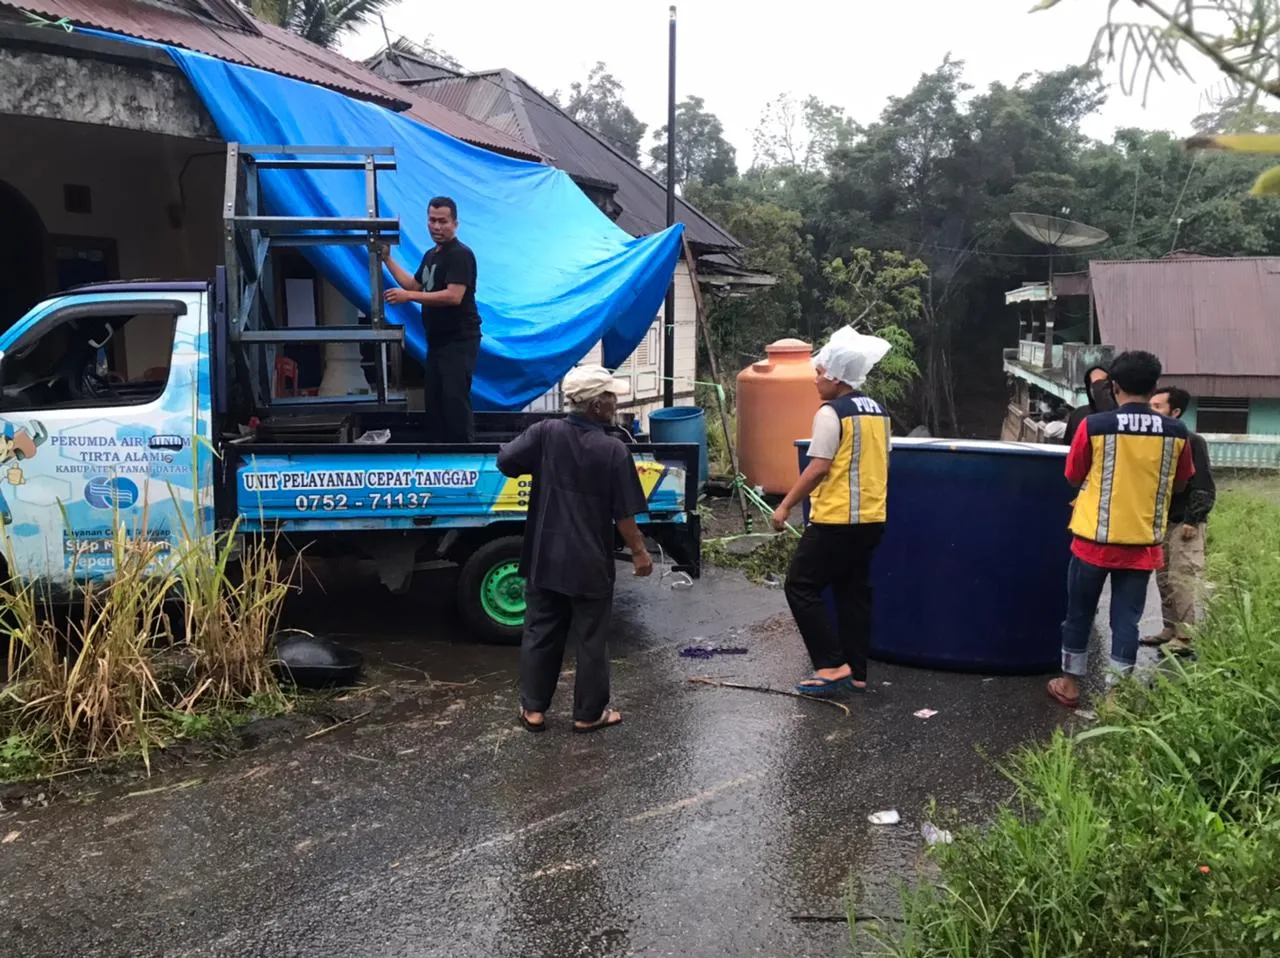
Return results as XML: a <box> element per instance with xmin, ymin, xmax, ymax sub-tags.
<box><xmin>812</xmin><ymin>326</ymin><xmax>892</xmax><ymax>388</ymax></box>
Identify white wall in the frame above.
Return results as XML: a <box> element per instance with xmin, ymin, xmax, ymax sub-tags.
<box><xmin>0</xmin><ymin>115</ymin><xmax>223</xmax><ymax>284</ymax></box>
<box><xmin>522</xmin><ymin>259</ymin><xmax>700</xmax><ymax>424</ymax></box>
<box><xmin>0</xmin><ymin>115</ymin><xmax>223</xmax><ymax>377</ymax></box>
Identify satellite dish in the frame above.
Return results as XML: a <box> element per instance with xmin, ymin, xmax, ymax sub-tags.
<box><xmin>1010</xmin><ymin>212</ymin><xmax>1109</xmax><ymax>249</ymax></box>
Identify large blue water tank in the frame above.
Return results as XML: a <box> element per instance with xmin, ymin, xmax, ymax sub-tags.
<box><xmin>797</xmin><ymin>437</ymin><xmax>1074</xmax><ymax>674</ymax></box>
<box><xmin>649</xmin><ymin>406</ymin><xmax>708</xmax><ymax>488</ymax></box>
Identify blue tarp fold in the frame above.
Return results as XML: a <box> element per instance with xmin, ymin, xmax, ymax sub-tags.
<box><xmin>88</xmin><ymin>32</ymin><xmax>683</xmax><ymax>410</ymax></box>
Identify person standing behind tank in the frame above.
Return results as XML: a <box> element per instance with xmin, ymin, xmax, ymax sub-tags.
<box><xmin>1062</xmin><ymin>365</ymin><xmax>1116</xmax><ymax>446</ymax></box>
<box><xmin>1047</xmin><ymin>350</ymin><xmax>1195</xmax><ymax>710</ymax></box>
<box><xmin>1142</xmin><ymin>385</ymin><xmax>1215</xmax><ymax>657</ymax></box>
<box><xmin>771</xmin><ymin>326</ymin><xmax>893</xmax><ymax>697</ymax></box>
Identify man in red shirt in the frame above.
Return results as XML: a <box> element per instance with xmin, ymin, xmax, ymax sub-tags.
<box><xmin>1048</xmin><ymin>351</ymin><xmax>1194</xmax><ymax>709</ymax></box>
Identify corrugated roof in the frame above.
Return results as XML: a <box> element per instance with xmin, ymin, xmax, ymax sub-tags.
<box><xmin>7</xmin><ymin>0</ymin><xmax>541</xmax><ymax>159</ymax></box>
<box><xmin>392</xmin><ymin>68</ymin><xmax>740</xmax><ymax>251</ymax></box>
<box><xmin>1090</xmin><ymin>256</ymin><xmax>1280</xmax><ymax>397</ymax></box>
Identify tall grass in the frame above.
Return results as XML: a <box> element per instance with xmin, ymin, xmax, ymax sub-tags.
<box><xmin>860</xmin><ymin>491</ymin><xmax>1280</xmax><ymax>957</ymax></box>
<box><xmin>0</xmin><ymin>499</ymin><xmax>295</xmax><ymax>775</ymax></box>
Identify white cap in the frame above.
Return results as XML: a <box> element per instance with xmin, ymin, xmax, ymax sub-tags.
<box><xmin>563</xmin><ymin>364</ymin><xmax>630</xmax><ymax>403</ymax></box>
<box><xmin>813</xmin><ymin>325</ymin><xmax>892</xmax><ymax>388</ymax></box>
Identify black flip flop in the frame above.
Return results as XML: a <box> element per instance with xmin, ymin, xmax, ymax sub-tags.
<box><xmin>518</xmin><ymin>710</ymin><xmax>547</xmax><ymax>733</ymax></box>
<box><xmin>573</xmin><ymin>708</ymin><xmax>622</xmax><ymax>734</ymax></box>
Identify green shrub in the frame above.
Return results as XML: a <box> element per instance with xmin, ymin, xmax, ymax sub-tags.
<box><xmin>862</xmin><ymin>490</ymin><xmax>1280</xmax><ymax>957</ymax></box>
<box><xmin>0</xmin><ymin>509</ymin><xmax>295</xmax><ymax>777</ymax></box>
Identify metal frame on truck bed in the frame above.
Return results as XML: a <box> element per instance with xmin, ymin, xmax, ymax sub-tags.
<box><xmin>215</xmin><ymin>144</ymin><xmax>702</xmax><ymax>640</ymax></box>
<box><xmin>0</xmin><ymin>143</ymin><xmax>701</xmax><ymax>644</ymax></box>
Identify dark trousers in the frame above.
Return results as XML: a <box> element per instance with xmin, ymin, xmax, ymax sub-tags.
<box><xmin>1060</xmin><ymin>555</ymin><xmax>1151</xmax><ymax>678</ymax></box>
<box><xmin>424</xmin><ymin>334</ymin><xmax>479</xmax><ymax>443</ymax></box>
<box><xmin>784</xmin><ymin>522</ymin><xmax>884</xmax><ymax>681</ymax></box>
<box><xmin>520</xmin><ymin>585</ymin><xmax>613</xmax><ymax>722</ymax></box>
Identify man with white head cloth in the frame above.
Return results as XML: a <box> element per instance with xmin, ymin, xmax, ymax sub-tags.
<box><xmin>497</xmin><ymin>365</ymin><xmax>653</xmax><ymax>734</ymax></box>
<box><xmin>771</xmin><ymin>326</ymin><xmax>893</xmax><ymax>696</ymax></box>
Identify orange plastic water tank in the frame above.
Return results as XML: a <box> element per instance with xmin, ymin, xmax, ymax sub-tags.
<box><xmin>736</xmin><ymin>338</ymin><xmax>819</xmax><ymax>495</ymax></box>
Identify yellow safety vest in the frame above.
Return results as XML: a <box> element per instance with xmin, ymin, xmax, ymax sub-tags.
<box><xmin>809</xmin><ymin>393</ymin><xmax>891</xmax><ymax>525</ymax></box>
<box><xmin>1068</xmin><ymin>405</ymin><xmax>1189</xmax><ymax>545</ymax></box>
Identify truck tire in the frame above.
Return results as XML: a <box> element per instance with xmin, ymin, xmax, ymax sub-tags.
<box><xmin>457</xmin><ymin>536</ymin><xmax>526</xmax><ymax>644</ymax></box>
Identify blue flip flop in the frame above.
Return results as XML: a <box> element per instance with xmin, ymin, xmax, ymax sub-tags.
<box><xmin>794</xmin><ymin>675</ymin><xmax>852</xmax><ymax>697</ymax></box>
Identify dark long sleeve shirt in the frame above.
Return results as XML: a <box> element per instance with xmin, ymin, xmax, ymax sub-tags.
<box><xmin>1168</xmin><ymin>431</ymin><xmax>1215</xmax><ymax>525</ymax></box>
<box><xmin>496</xmin><ymin>416</ymin><xmax>648</xmax><ymax>598</ymax></box>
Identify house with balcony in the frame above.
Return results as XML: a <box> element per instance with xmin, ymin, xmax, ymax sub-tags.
<box><xmin>1002</xmin><ymin>254</ymin><xmax>1280</xmax><ymax>468</ymax></box>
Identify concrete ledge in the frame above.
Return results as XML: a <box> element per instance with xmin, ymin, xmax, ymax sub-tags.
<box><xmin>0</xmin><ymin>31</ymin><xmax>218</xmax><ymax>140</ymax></box>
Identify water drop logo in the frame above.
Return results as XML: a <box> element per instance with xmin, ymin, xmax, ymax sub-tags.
<box><xmin>84</xmin><ymin>476</ymin><xmax>140</xmax><ymax>511</ymax></box>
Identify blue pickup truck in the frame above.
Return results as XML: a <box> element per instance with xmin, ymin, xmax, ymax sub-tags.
<box><xmin>0</xmin><ymin>145</ymin><xmax>700</xmax><ymax>642</ymax></box>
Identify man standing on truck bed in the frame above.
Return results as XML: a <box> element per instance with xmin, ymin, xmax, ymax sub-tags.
<box><xmin>382</xmin><ymin>196</ymin><xmax>481</xmax><ymax>442</ymax></box>
<box><xmin>496</xmin><ymin>365</ymin><xmax>654</xmax><ymax>735</ymax></box>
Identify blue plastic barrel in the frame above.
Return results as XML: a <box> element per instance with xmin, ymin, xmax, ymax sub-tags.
<box><xmin>796</xmin><ymin>437</ymin><xmax>1074</xmax><ymax>674</ymax></box>
<box><xmin>649</xmin><ymin>406</ymin><xmax>708</xmax><ymax>488</ymax></box>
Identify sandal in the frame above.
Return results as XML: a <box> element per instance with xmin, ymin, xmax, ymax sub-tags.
<box><xmin>1140</xmin><ymin>633</ymin><xmax>1173</xmax><ymax>647</ymax></box>
<box><xmin>795</xmin><ymin>675</ymin><xmax>852</xmax><ymax>697</ymax></box>
<box><xmin>574</xmin><ymin>708</ymin><xmax>622</xmax><ymax>734</ymax></box>
<box><xmin>1164</xmin><ymin>640</ymin><xmax>1197</xmax><ymax>659</ymax></box>
<box><xmin>1046</xmin><ymin>677</ymin><xmax>1080</xmax><ymax>710</ymax></box>
<box><xmin>518</xmin><ymin>709</ymin><xmax>547</xmax><ymax>733</ymax></box>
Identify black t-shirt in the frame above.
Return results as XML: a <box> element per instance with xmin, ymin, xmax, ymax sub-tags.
<box><xmin>495</xmin><ymin>416</ymin><xmax>649</xmax><ymax>599</ymax></box>
<box><xmin>414</xmin><ymin>238</ymin><xmax>480</xmax><ymax>343</ymax></box>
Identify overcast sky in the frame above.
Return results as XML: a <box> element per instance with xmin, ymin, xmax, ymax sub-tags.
<box><xmin>345</xmin><ymin>0</ymin><xmax>1211</xmax><ymax>163</ymax></box>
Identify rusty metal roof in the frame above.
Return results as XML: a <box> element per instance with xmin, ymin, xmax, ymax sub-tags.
<box><xmin>389</xmin><ymin>68</ymin><xmax>740</xmax><ymax>251</ymax></box>
<box><xmin>8</xmin><ymin>0</ymin><xmax>541</xmax><ymax>159</ymax></box>
<box><xmin>1090</xmin><ymin>256</ymin><xmax>1280</xmax><ymax>398</ymax></box>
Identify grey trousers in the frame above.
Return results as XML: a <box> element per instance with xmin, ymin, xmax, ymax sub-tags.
<box><xmin>520</xmin><ymin>585</ymin><xmax>613</xmax><ymax>723</ymax></box>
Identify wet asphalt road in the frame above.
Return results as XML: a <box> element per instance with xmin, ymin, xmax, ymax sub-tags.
<box><xmin>0</xmin><ymin>567</ymin><xmax>1154</xmax><ymax>958</ymax></box>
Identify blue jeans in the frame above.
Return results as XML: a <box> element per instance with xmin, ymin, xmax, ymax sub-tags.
<box><xmin>1061</xmin><ymin>555</ymin><xmax>1151</xmax><ymax>679</ymax></box>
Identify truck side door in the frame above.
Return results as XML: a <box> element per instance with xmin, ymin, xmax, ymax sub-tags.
<box><xmin>0</xmin><ymin>289</ymin><xmax>213</xmax><ymax>586</ymax></box>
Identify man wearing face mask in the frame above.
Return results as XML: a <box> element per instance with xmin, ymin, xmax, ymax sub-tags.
<box><xmin>1062</xmin><ymin>365</ymin><xmax>1115</xmax><ymax>446</ymax></box>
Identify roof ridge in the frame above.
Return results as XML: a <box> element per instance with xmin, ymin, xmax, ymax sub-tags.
<box><xmin>1092</xmin><ymin>256</ymin><xmax>1280</xmax><ymax>264</ymax></box>
<box><xmin>497</xmin><ymin>71</ymin><xmax>742</xmax><ymax>249</ymax></box>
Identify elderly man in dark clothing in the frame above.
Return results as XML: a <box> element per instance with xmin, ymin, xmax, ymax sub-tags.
<box><xmin>497</xmin><ymin>365</ymin><xmax>653</xmax><ymax>734</ymax></box>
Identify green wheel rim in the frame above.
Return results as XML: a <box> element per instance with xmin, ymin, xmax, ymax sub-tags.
<box><xmin>479</xmin><ymin>559</ymin><xmax>526</xmax><ymax>627</ymax></box>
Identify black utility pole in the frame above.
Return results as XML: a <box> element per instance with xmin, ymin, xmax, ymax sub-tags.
<box><xmin>662</xmin><ymin>5</ymin><xmax>677</xmax><ymax>408</ymax></box>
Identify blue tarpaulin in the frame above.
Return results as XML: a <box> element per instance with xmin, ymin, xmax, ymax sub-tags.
<box><xmin>85</xmin><ymin>32</ymin><xmax>684</xmax><ymax>411</ymax></box>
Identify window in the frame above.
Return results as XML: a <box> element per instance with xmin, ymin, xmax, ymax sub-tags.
<box><xmin>0</xmin><ymin>304</ymin><xmax>180</xmax><ymax>412</ymax></box>
<box><xmin>1196</xmin><ymin>397</ymin><xmax>1249</xmax><ymax>435</ymax></box>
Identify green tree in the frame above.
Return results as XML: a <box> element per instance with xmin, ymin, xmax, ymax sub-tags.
<box><xmin>1193</xmin><ymin>92</ymin><xmax>1280</xmax><ymax>135</ymax></box>
<box><xmin>650</xmin><ymin>96</ymin><xmax>738</xmax><ymax>188</ymax></box>
<box><xmin>820</xmin><ymin>249</ymin><xmax>926</xmax><ymax>406</ymax></box>
<box><xmin>751</xmin><ymin>93</ymin><xmax>857</xmax><ymax>173</ymax></box>
<box><xmin>1037</xmin><ymin>0</ymin><xmax>1280</xmax><ymax>191</ymax></box>
<box><xmin>560</xmin><ymin>63</ymin><xmax>648</xmax><ymax>161</ymax></box>
<box><xmin>684</xmin><ymin>180</ymin><xmax>814</xmax><ymax>370</ymax></box>
<box><xmin>249</xmin><ymin>0</ymin><xmax>393</xmax><ymax>48</ymax></box>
